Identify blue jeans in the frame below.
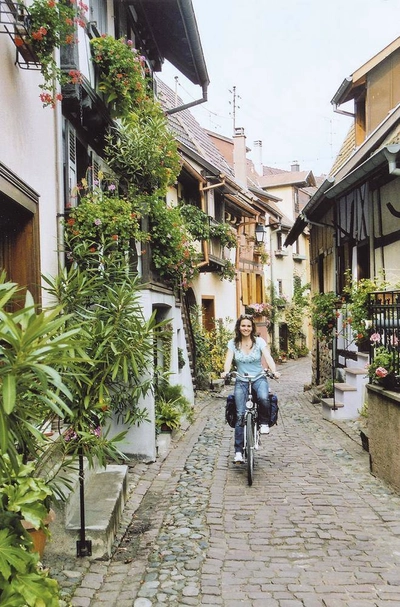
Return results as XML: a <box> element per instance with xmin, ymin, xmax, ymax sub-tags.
<box><xmin>234</xmin><ymin>376</ymin><xmax>270</xmax><ymax>453</ymax></box>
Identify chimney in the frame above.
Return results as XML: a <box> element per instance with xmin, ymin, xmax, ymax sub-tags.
<box><xmin>233</xmin><ymin>127</ymin><xmax>247</xmax><ymax>187</ymax></box>
<box><xmin>291</xmin><ymin>160</ymin><xmax>300</xmax><ymax>172</ymax></box>
<box><xmin>253</xmin><ymin>140</ymin><xmax>263</xmax><ymax>176</ymax></box>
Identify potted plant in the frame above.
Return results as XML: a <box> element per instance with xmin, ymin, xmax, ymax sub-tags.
<box><xmin>155</xmin><ymin>380</ymin><xmax>193</xmax><ymax>433</ymax></box>
<box><xmin>0</xmin><ymin>454</ymin><xmax>60</xmax><ymax>604</ymax></box>
<box><xmin>14</xmin><ymin>0</ymin><xmax>87</xmax><ymax>107</ymax></box>
<box><xmin>64</xmin><ymin>174</ymin><xmax>143</xmax><ymax>259</ymax></box>
<box><xmin>367</xmin><ymin>345</ymin><xmax>396</xmax><ymax>388</ymax></box>
<box><xmin>342</xmin><ymin>272</ymin><xmax>388</xmax><ymax>347</ymax></box>
<box><xmin>245</xmin><ymin>302</ymin><xmax>272</xmax><ymax>320</ymax></box>
<box><xmin>155</xmin><ymin>398</ymin><xmax>182</xmax><ymax>432</ymax></box>
<box><xmin>90</xmin><ymin>35</ymin><xmax>149</xmax><ymax>118</ymax></box>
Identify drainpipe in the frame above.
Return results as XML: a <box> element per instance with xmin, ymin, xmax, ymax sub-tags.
<box><xmin>165</xmin><ymin>82</ymin><xmax>208</xmax><ymax>115</ymax></box>
<box><xmin>54</xmin><ymin>86</ymin><xmax>64</xmax><ymax>273</ymax></box>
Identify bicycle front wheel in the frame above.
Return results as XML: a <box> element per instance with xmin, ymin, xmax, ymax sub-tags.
<box><xmin>246</xmin><ymin>413</ymin><xmax>255</xmax><ymax>486</ymax></box>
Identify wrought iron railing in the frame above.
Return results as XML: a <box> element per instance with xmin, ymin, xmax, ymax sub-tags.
<box><xmin>368</xmin><ymin>290</ymin><xmax>400</xmax><ymax>389</ymax></box>
<box><xmin>0</xmin><ymin>0</ymin><xmax>41</xmax><ymax>69</ymax></box>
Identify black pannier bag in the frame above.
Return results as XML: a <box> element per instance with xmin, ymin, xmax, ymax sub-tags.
<box><xmin>225</xmin><ymin>394</ymin><xmax>237</xmax><ymax>428</ymax></box>
<box><xmin>226</xmin><ymin>392</ymin><xmax>278</xmax><ymax>428</ymax></box>
<box><xmin>269</xmin><ymin>392</ymin><xmax>279</xmax><ymax>426</ymax></box>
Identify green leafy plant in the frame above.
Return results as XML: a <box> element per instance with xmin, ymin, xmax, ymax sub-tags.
<box><xmin>43</xmin><ymin>246</ymin><xmax>158</xmax><ymax>451</ymax></box>
<box><xmin>343</xmin><ymin>272</ymin><xmax>387</xmax><ymax>343</ymax></box>
<box><xmin>0</xmin><ymin>277</ymin><xmax>83</xmax><ymax>603</ymax></box>
<box><xmin>155</xmin><ymin>380</ymin><xmax>193</xmax><ymax>431</ymax></box>
<box><xmin>149</xmin><ymin>199</ymin><xmax>201</xmax><ymax>289</ymax></box>
<box><xmin>177</xmin><ymin>347</ymin><xmax>186</xmax><ymax>370</ymax></box>
<box><xmin>254</xmin><ymin>242</ymin><xmax>269</xmax><ymax>264</ymax></box>
<box><xmin>90</xmin><ymin>36</ymin><xmax>150</xmax><ymax>118</ymax></box>
<box><xmin>285</xmin><ymin>279</ymin><xmax>310</xmax><ymax>356</ymax></box>
<box><xmin>189</xmin><ymin>307</ymin><xmax>234</xmax><ymax>386</ymax></box>
<box><xmin>0</xmin><ymin>455</ymin><xmax>60</xmax><ymax>605</ymax></box>
<box><xmin>209</xmin><ymin>221</ymin><xmax>237</xmax><ymax>249</ymax></box>
<box><xmin>105</xmin><ymin>103</ymin><xmax>181</xmax><ymax>195</ymax></box>
<box><xmin>217</xmin><ymin>260</ymin><xmax>236</xmax><ymax>282</ymax></box>
<box><xmin>367</xmin><ymin>346</ymin><xmax>395</xmax><ymax>385</ymax></box>
<box><xmin>64</xmin><ymin>174</ymin><xmax>143</xmax><ymax>258</ymax></box>
<box><xmin>17</xmin><ymin>0</ymin><xmax>87</xmax><ymax>107</ymax></box>
<box><xmin>310</xmin><ymin>291</ymin><xmax>337</xmax><ymax>340</ymax></box>
<box><xmin>0</xmin><ymin>277</ymin><xmax>77</xmax><ymax>469</ymax></box>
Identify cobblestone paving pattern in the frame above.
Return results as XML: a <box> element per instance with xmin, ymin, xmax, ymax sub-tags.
<box><xmin>47</xmin><ymin>357</ymin><xmax>400</xmax><ymax>606</ymax></box>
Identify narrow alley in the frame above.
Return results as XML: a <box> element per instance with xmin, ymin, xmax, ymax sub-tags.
<box><xmin>54</xmin><ymin>356</ymin><xmax>400</xmax><ymax>606</ymax></box>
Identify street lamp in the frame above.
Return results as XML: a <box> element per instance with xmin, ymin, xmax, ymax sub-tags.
<box><xmin>255</xmin><ymin>223</ymin><xmax>266</xmax><ymax>244</ymax></box>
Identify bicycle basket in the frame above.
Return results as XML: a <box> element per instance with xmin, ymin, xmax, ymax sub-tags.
<box><xmin>225</xmin><ymin>394</ymin><xmax>237</xmax><ymax>428</ymax></box>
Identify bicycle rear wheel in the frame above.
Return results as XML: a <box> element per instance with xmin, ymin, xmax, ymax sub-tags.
<box><xmin>246</xmin><ymin>413</ymin><xmax>255</xmax><ymax>486</ymax></box>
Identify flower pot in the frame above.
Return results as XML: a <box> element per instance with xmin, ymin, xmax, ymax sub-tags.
<box><xmin>14</xmin><ymin>36</ymin><xmax>40</xmax><ymax>64</ymax></box>
<box><xmin>21</xmin><ymin>508</ymin><xmax>55</xmax><ymax>558</ymax></box>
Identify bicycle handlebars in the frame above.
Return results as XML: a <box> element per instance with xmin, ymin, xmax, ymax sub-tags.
<box><xmin>225</xmin><ymin>369</ymin><xmax>279</xmax><ymax>383</ymax></box>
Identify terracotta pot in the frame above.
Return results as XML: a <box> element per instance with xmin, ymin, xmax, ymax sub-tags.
<box><xmin>21</xmin><ymin>508</ymin><xmax>55</xmax><ymax>558</ymax></box>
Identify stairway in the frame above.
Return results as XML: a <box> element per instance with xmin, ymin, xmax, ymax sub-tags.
<box><xmin>321</xmin><ymin>352</ymin><xmax>369</xmax><ymax>421</ymax></box>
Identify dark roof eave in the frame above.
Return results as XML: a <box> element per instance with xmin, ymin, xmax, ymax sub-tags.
<box><xmin>126</xmin><ymin>0</ymin><xmax>209</xmax><ymax>89</ymax></box>
<box><xmin>285</xmin><ymin>143</ymin><xmax>400</xmax><ymax>246</ymax></box>
<box><xmin>325</xmin><ymin>144</ymin><xmax>400</xmax><ymax>199</ymax></box>
<box><xmin>177</xmin><ymin>0</ymin><xmax>209</xmax><ymax>87</ymax></box>
<box><xmin>248</xmin><ymin>184</ymin><xmax>281</xmax><ymax>203</ymax></box>
<box><xmin>331</xmin><ymin>76</ymin><xmax>353</xmax><ymax>107</ymax></box>
<box><xmin>284</xmin><ymin>176</ymin><xmax>335</xmax><ymax>246</ymax></box>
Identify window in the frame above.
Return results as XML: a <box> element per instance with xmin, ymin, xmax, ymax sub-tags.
<box><xmin>202</xmin><ymin>297</ymin><xmax>215</xmax><ymax>331</ymax></box>
<box><xmin>89</xmin><ymin>0</ymin><xmax>107</xmax><ymax>35</ymax></box>
<box><xmin>240</xmin><ymin>272</ymin><xmax>265</xmax><ymax>305</ymax></box>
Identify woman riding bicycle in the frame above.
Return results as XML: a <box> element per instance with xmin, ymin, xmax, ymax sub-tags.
<box><xmin>221</xmin><ymin>314</ymin><xmax>280</xmax><ymax>463</ymax></box>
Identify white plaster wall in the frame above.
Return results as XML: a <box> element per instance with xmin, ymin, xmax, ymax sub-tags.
<box><xmin>194</xmin><ymin>271</ymin><xmax>237</xmax><ymax>327</ymax></box>
<box><xmin>0</xmin><ymin>36</ymin><xmax>61</xmax><ymax>300</ymax></box>
<box><xmin>268</xmin><ymin>186</ymin><xmax>295</xmax><ymax>222</ymax></box>
<box><xmin>107</xmin><ymin>289</ymin><xmax>195</xmax><ymax>460</ymax></box>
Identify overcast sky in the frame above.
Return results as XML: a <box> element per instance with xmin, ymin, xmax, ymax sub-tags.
<box><xmin>160</xmin><ymin>0</ymin><xmax>400</xmax><ymax>177</ymax></box>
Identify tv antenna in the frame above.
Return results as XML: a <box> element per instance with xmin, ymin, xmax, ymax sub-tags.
<box><xmin>229</xmin><ymin>86</ymin><xmax>241</xmax><ymax>133</ymax></box>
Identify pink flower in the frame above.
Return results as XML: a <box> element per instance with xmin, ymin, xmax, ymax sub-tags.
<box><xmin>370</xmin><ymin>332</ymin><xmax>381</xmax><ymax>345</ymax></box>
<box><xmin>94</xmin><ymin>218</ymin><xmax>102</xmax><ymax>225</ymax></box>
<box><xmin>108</xmin><ymin>184</ymin><xmax>116</xmax><ymax>191</ymax></box>
<box><xmin>376</xmin><ymin>367</ymin><xmax>388</xmax><ymax>378</ymax></box>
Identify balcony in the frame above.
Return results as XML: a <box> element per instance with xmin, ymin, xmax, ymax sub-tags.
<box><xmin>0</xmin><ymin>0</ymin><xmax>41</xmax><ymax>69</ymax></box>
<box><xmin>368</xmin><ymin>290</ymin><xmax>400</xmax><ymax>390</ymax></box>
<box><xmin>292</xmin><ymin>252</ymin><xmax>306</xmax><ymax>262</ymax></box>
<box><xmin>274</xmin><ymin>249</ymin><xmax>288</xmax><ymax>258</ymax></box>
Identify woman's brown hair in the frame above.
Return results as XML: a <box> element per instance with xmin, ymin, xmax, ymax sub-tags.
<box><xmin>233</xmin><ymin>315</ymin><xmax>257</xmax><ymax>349</ymax></box>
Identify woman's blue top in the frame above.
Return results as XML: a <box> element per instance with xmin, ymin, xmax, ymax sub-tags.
<box><xmin>228</xmin><ymin>336</ymin><xmax>267</xmax><ymax>377</ymax></box>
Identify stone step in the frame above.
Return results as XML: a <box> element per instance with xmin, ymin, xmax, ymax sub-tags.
<box><xmin>46</xmin><ymin>464</ymin><xmax>128</xmax><ymax>560</ymax></box>
<box><xmin>321</xmin><ymin>397</ymin><xmax>345</xmax><ymax>421</ymax></box>
<box><xmin>346</xmin><ymin>351</ymin><xmax>369</xmax><ymax>370</ymax></box>
<box><xmin>334</xmin><ymin>382</ymin><xmax>360</xmax><ymax>417</ymax></box>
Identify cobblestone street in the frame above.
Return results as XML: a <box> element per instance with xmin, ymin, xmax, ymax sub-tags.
<box><xmin>49</xmin><ymin>356</ymin><xmax>400</xmax><ymax>606</ymax></box>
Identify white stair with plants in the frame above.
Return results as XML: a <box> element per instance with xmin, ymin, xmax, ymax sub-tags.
<box><xmin>321</xmin><ymin>352</ymin><xmax>369</xmax><ymax>421</ymax></box>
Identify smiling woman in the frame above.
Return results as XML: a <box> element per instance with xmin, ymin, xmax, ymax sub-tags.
<box><xmin>221</xmin><ymin>314</ymin><xmax>279</xmax><ymax>461</ymax></box>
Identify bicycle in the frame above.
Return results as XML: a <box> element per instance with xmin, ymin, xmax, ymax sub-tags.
<box><xmin>227</xmin><ymin>369</ymin><xmax>278</xmax><ymax>486</ymax></box>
